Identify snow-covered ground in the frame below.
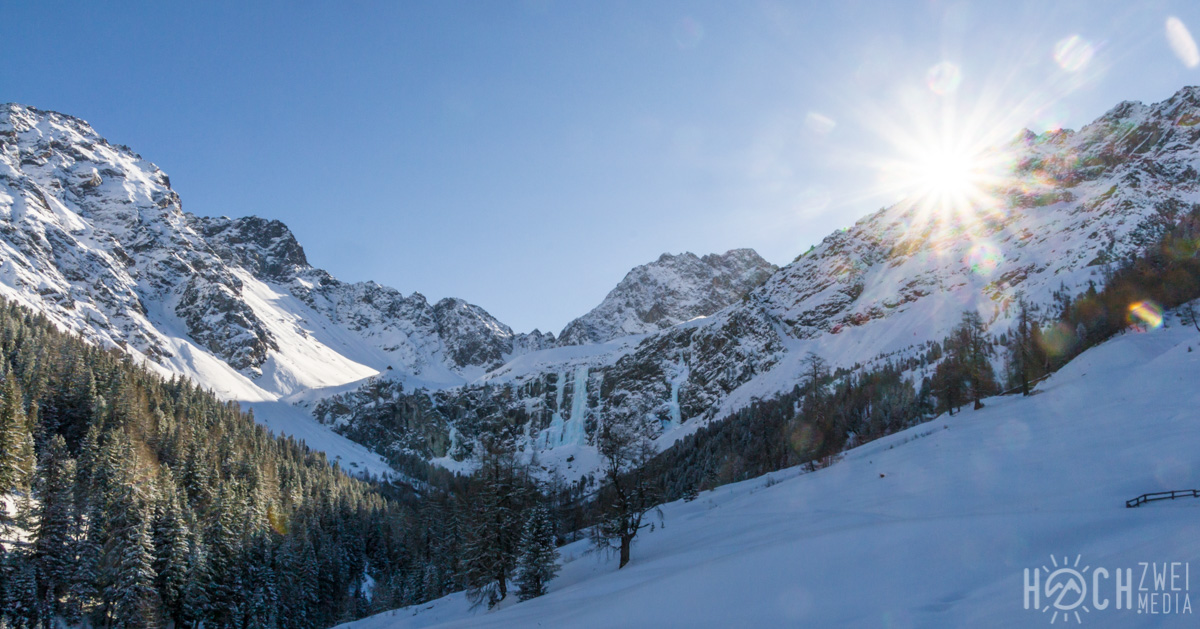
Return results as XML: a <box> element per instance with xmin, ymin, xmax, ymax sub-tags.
<box><xmin>243</xmin><ymin>401</ymin><xmax>398</xmax><ymax>481</ymax></box>
<box><xmin>340</xmin><ymin>315</ymin><xmax>1200</xmax><ymax>628</ymax></box>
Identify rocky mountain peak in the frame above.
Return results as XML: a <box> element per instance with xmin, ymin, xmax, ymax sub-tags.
<box><xmin>557</xmin><ymin>248</ymin><xmax>778</xmax><ymax>345</ymax></box>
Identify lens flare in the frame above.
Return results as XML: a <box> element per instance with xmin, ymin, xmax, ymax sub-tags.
<box><xmin>965</xmin><ymin>242</ymin><xmax>1003</xmax><ymax>276</ymax></box>
<box><xmin>925</xmin><ymin>61</ymin><xmax>962</xmax><ymax>95</ymax></box>
<box><xmin>1167</xmin><ymin>17</ymin><xmax>1200</xmax><ymax>68</ymax></box>
<box><xmin>1039</xmin><ymin>322</ymin><xmax>1077</xmax><ymax>358</ymax></box>
<box><xmin>1165</xmin><ymin>236</ymin><xmax>1200</xmax><ymax>261</ymax></box>
<box><xmin>673</xmin><ymin>16</ymin><xmax>705</xmax><ymax>49</ymax></box>
<box><xmin>849</xmin><ymin>20</ymin><xmax>1110</xmax><ymax>256</ymax></box>
<box><xmin>1128</xmin><ymin>300</ymin><xmax>1163</xmax><ymax>330</ymax></box>
<box><xmin>879</xmin><ymin>135</ymin><xmax>1010</xmax><ymax>238</ymax></box>
<box><xmin>1053</xmin><ymin>35</ymin><xmax>1094</xmax><ymax>72</ymax></box>
<box><xmin>805</xmin><ymin>111</ymin><xmax>837</xmax><ymax>135</ymax></box>
<box><xmin>795</xmin><ymin>186</ymin><xmax>832</xmax><ymax>217</ymax></box>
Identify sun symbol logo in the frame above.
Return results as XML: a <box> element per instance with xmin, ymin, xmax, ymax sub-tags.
<box><xmin>1042</xmin><ymin>555</ymin><xmax>1091</xmax><ymax>624</ymax></box>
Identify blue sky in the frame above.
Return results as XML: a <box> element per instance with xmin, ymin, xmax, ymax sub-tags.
<box><xmin>4</xmin><ymin>1</ymin><xmax>1200</xmax><ymax>333</ymax></box>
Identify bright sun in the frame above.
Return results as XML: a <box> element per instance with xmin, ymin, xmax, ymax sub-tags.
<box><xmin>914</xmin><ymin>148</ymin><xmax>978</xmax><ymax>199</ymax></box>
<box><xmin>886</xmin><ymin>141</ymin><xmax>1003</xmax><ymax>221</ymax></box>
<box><xmin>907</xmin><ymin>145</ymin><xmax>993</xmax><ymax>208</ymax></box>
<box><xmin>859</xmin><ymin>79</ymin><xmax>1037</xmax><ymax>238</ymax></box>
<box><xmin>867</xmin><ymin>124</ymin><xmax>1021</xmax><ymax>257</ymax></box>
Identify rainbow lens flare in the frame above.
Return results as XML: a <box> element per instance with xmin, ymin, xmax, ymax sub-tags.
<box><xmin>1128</xmin><ymin>301</ymin><xmax>1163</xmax><ymax>330</ymax></box>
<box><xmin>965</xmin><ymin>242</ymin><xmax>1002</xmax><ymax>276</ymax></box>
<box><xmin>1167</xmin><ymin>17</ymin><xmax>1200</xmax><ymax>68</ymax></box>
<box><xmin>1053</xmin><ymin>35</ymin><xmax>1094</xmax><ymax>72</ymax></box>
<box><xmin>925</xmin><ymin>61</ymin><xmax>962</xmax><ymax>95</ymax></box>
<box><xmin>805</xmin><ymin>111</ymin><xmax>837</xmax><ymax>135</ymax></box>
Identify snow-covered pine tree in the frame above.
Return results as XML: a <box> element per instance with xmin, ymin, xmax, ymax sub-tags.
<box><xmin>204</xmin><ymin>485</ymin><xmax>245</xmax><ymax>626</ymax></box>
<box><xmin>276</xmin><ymin>531</ymin><xmax>318</xmax><ymax>629</ymax></box>
<box><xmin>151</xmin><ymin>484</ymin><xmax>190</xmax><ymax>626</ymax></box>
<box><xmin>179</xmin><ymin>537</ymin><xmax>212</xmax><ymax>628</ymax></box>
<box><xmin>242</xmin><ymin>533</ymin><xmax>279</xmax><ymax>629</ymax></box>
<box><xmin>0</xmin><ymin>544</ymin><xmax>6</xmax><ymax>627</ymax></box>
<box><xmin>70</xmin><ymin>423</ymin><xmax>105</xmax><ymax>621</ymax></box>
<box><xmin>98</xmin><ymin>436</ymin><xmax>159</xmax><ymax>628</ymax></box>
<box><xmin>0</xmin><ymin>377</ymin><xmax>34</xmax><ymax>529</ymax></box>
<box><xmin>32</xmin><ymin>434</ymin><xmax>79</xmax><ymax>622</ymax></box>
<box><xmin>515</xmin><ymin>503</ymin><xmax>559</xmax><ymax>601</ymax></box>
<box><xmin>4</xmin><ymin>548</ymin><xmax>39</xmax><ymax>628</ymax></box>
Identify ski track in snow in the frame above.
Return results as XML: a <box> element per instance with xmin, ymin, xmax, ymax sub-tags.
<box><xmin>339</xmin><ymin>318</ymin><xmax>1200</xmax><ymax>628</ymax></box>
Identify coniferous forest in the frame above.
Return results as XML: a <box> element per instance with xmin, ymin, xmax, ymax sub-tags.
<box><xmin>0</xmin><ymin>302</ymin><xmax>564</xmax><ymax>627</ymax></box>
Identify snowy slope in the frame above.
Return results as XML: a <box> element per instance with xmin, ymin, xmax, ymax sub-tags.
<box><xmin>339</xmin><ymin>310</ymin><xmax>1200</xmax><ymax>628</ymax></box>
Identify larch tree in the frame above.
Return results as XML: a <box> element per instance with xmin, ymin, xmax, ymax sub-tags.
<box><xmin>590</xmin><ymin>416</ymin><xmax>661</xmax><ymax>569</ymax></box>
<box><xmin>462</xmin><ymin>437</ymin><xmax>525</xmax><ymax>608</ymax></box>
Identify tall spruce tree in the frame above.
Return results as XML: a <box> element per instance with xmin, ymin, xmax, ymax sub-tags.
<box><xmin>99</xmin><ymin>437</ymin><xmax>159</xmax><ymax>628</ymax></box>
<box><xmin>32</xmin><ymin>434</ymin><xmax>79</xmax><ymax>623</ymax></box>
<box><xmin>179</xmin><ymin>537</ymin><xmax>212</xmax><ymax>628</ymax></box>
<box><xmin>151</xmin><ymin>486</ymin><xmax>191</xmax><ymax>626</ymax></box>
<box><xmin>5</xmin><ymin>548</ymin><xmax>40</xmax><ymax>628</ymax></box>
<box><xmin>515</xmin><ymin>504</ymin><xmax>559</xmax><ymax>601</ymax></box>
<box><xmin>0</xmin><ymin>377</ymin><xmax>34</xmax><ymax>529</ymax></box>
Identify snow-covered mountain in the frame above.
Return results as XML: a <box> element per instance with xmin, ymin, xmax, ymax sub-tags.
<box><xmin>0</xmin><ymin>102</ymin><xmax>767</xmax><ymax>475</ymax></box>
<box><xmin>556</xmin><ymin>249</ymin><xmax>776</xmax><ymax>345</ymax></box>
<box><xmin>7</xmin><ymin>85</ymin><xmax>1200</xmax><ymax>481</ymax></box>
<box><xmin>0</xmin><ymin>103</ymin><xmax>568</xmax><ymax>399</ymax></box>
<box><xmin>0</xmin><ymin>103</ymin><xmax>550</xmax><ymax>475</ymax></box>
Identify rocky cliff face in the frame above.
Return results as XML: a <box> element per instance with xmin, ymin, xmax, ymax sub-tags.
<box><xmin>0</xmin><ymin>103</ymin><xmax>275</xmax><ymax>377</ymax></box>
<box><xmin>557</xmin><ymin>249</ymin><xmax>777</xmax><ymax>345</ymax></box>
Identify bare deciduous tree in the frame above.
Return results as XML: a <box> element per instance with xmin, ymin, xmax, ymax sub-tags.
<box><xmin>590</xmin><ymin>418</ymin><xmax>661</xmax><ymax>569</ymax></box>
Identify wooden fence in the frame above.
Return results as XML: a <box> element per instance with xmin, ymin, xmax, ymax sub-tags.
<box><xmin>1126</xmin><ymin>489</ymin><xmax>1200</xmax><ymax>508</ymax></box>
